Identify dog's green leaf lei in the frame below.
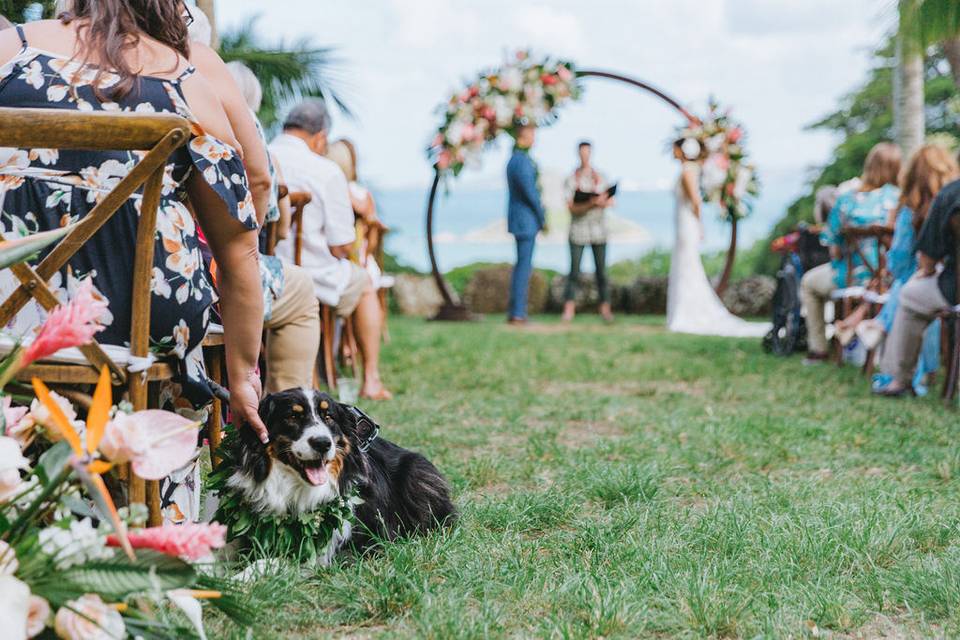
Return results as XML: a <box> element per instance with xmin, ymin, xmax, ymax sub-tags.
<box><xmin>208</xmin><ymin>429</ymin><xmax>359</xmax><ymax>564</ymax></box>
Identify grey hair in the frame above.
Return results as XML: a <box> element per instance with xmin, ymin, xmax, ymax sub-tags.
<box><xmin>283</xmin><ymin>99</ymin><xmax>331</xmax><ymax>135</ymax></box>
<box><xmin>226</xmin><ymin>61</ymin><xmax>263</xmax><ymax>113</ymax></box>
<box><xmin>187</xmin><ymin>4</ymin><xmax>213</xmax><ymax>47</ymax></box>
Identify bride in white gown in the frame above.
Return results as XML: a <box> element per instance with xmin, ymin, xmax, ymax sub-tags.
<box><xmin>666</xmin><ymin>141</ymin><xmax>770</xmax><ymax>337</ymax></box>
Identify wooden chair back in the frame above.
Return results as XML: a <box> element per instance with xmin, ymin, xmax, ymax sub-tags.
<box><xmin>286</xmin><ymin>191</ymin><xmax>336</xmax><ymax>390</ymax></box>
<box><xmin>0</xmin><ymin>108</ymin><xmax>191</xmax><ymax>521</ymax></box>
<box><xmin>289</xmin><ymin>191</ymin><xmax>312</xmax><ymax>266</ymax></box>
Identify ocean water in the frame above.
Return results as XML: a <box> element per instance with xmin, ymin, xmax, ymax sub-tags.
<box><xmin>376</xmin><ymin>181</ymin><xmax>799</xmax><ymax>273</ymax></box>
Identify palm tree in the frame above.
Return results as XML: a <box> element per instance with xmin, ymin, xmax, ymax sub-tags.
<box><xmin>899</xmin><ymin>0</ymin><xmax>960</xmax><ymax>88</ymax></box>
<box><xmin>218</xmin><ymin>19</ymin><xmax>353</xmax><ymax>129</ymax></box>
<box><xmin>894</xmin><ymin>33</ymin><xmax>925</xmax><ymax>157</ymax></box>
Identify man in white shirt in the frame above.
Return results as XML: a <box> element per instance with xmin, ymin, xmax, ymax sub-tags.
<box><xmin>270</xmin><ymin>100</ymin><xmax>391</xmax><ymax>400</ymax></box>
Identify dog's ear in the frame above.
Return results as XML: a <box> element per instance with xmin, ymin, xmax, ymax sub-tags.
<box><xmin>233</xmin><ymin>395</ymin><xmax>277</xmax><ymax>484</ymax></box>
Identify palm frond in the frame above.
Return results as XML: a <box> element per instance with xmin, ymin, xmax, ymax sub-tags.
<box><xmin>899</xmin><ymin>0</ymin><xmax>960</xmax><ymax>50</ymax></box>
<box><xmin>218</xmin><ymin>17</ymin><xmax>353</xmax><ymax>129</ymax></box>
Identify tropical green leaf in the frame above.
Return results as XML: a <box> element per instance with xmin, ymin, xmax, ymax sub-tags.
<box><xmin>36</xmin><ymin>440</ymin><xmax>72</xmax><ymax>487</ymax></box>
<box><xmin>898</xmin><ymin>0</ymin><xmax>960</xmax><ymax>51</ymax></box>
<box><xmin>0</xmin><ymin>226</ymin><xmax>72</xmax><ymax>270</ymax></box>
<box><xmin>218</xmin><ymin>17</ymin><xmax>353</xmax><ymax>129</ymax></box>
<box><xmin>31</xmin><ymin>550</ymin><xmax>196</xmax><ymax>605</ymax></box>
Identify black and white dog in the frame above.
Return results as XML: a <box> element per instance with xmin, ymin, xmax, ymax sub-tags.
<box><xmin>226</xmin><ymin>388</ymin><xmax>456</xmax><ymax>562</ymax></box>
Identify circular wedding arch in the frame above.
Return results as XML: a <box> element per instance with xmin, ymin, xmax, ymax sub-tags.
<box><xmin>424</xmin><ymin>68</ymin><xmax>742</xmax><ymax>321</ymax></box>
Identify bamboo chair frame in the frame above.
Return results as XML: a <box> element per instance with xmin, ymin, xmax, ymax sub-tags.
<box><xmin>0</xmin><ymin>108</ymin><xmax>191</xmax><ymax>524</ymax></box>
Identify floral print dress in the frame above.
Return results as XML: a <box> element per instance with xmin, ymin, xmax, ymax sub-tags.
<box><xmin>0</xmin><ymin>26</ymin><xmax>257</xmax><ymax>407</ymax></box>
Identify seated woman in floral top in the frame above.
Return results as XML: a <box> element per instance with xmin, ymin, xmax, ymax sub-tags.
<box><xmin>799</xmin><ymin>142</ymin><xmax>901</xmax><ymax>363</ymax></box>
<box><xmin>0</xmin><ymin>1</ymin><xmax>267</xmax><ymax>439</ymax></box>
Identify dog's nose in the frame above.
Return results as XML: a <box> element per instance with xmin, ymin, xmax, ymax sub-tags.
<box><xmin>308</xmin><ymin>436</ymin><xmax>332</xmax><ymax>456</ymax></box>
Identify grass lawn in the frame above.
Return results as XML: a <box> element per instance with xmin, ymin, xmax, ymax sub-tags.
<box><xmin>221</xmin><ymin>315</ymin><xmax>960</xmax><ymax>639</ymax></box>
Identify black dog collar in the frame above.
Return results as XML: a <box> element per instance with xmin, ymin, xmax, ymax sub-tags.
<box><xmin>347</xmin><ymin>406</ymin><xmax>380</xmax><ymax>452</ymax></box>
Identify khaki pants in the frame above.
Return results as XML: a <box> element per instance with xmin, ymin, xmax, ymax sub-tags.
<box><xmin>880</xmin><ymin>274</ymin><xmax>949</xmax><ymax>385</ymax></box>
<box><xmin>800</xmin><ymin>262</ymin><xmax>837</xmax><ymax>354</ymax></box>
<box><xmin>264</xmin><ymin>264</ymin><xmax>320</xmax><ymax>393</ymax></box>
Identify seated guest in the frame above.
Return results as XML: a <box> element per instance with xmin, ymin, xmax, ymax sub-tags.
<box><xmin>800</xmin><ymin>142</ymin><xmax>901</xmax><ymax>363</ymax></box>
<box><xmin>270</xmin><ymin>100</ymin><xmax>392</xmax><ymax>400</ymax></box>
<box><xmin>0</xmin><ymin>1</ymin><xmax>267</xmax><ymax>438</ymax></box>
<box><xmin>875</xmin><ymin>174</ymin><xmax>960</xmax><ymax>397</ymax></box>
<box><xmin>852</xmin><ymin>145</ymin><xmax>959</xmax><ymax>393</ymax></box>
<box><xmin>326</xmin><ymin>138</ymin><xmax>388</xmax><ymax>289</ymax></box>
<box><xmin>222</xmin><ymin>60</ymin><xmax>321</xmax><ymax>394</ymax></box>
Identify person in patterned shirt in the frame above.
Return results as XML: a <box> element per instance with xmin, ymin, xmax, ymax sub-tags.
<box><xmin>562</xmin><ymin>141</ymin><xmax>615</xmax><ymax>323</ymax></box>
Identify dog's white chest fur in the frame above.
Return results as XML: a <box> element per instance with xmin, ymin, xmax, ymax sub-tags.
<box><xmin>227</xmin><ymin>462</ymin><xmax>339</xmax><ymax>516</ymax></box>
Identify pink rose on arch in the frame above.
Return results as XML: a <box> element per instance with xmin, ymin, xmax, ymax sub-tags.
<box><xmin>727</xmin><ymin>127</ymin><xmax>743</xmax><ymax>144</ymax></box>
<box><xmin>541</xmin><ymin>73</ymin><xmax>558</xmax><ymax>86</ymax></box>
<box><xmin>431</xmin><ymin>133</ymin><xmax>444</xmax><ymax>148</ymax></box>
<box><xmin>437</xmin><ymin>150</ymin><xmax>452</xmax><ymax>170</ymax></box>
<box><xmin>557</xmin><ymin>65</ymin><xmax>573</xmax><ymax>82</ymax></box>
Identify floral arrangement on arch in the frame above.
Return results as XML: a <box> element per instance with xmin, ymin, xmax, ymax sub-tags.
<box><xmin>427</xmin><ymin>50</ymin><xmax>582</xmax><ymax>176</ymax></box>
<box><xmin>0</xmin><ymin>232</ymin><xmax>253</xmax><ymax>639</ymax></box>
<box><xmin>677</xmin><ymin>99</ymin><xmax>760</xmax><ymax>221</ymax></box>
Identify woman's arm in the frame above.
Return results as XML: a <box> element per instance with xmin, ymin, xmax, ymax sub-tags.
<box><xmin>681</xmin><ymin>166</ymin><xmax>701</xmax><ymax>218</ymax></box>
<box><xmin>273</xmin><ymin>156</ymin><xmax>292</xmax><ymax>240</ymax></box>
<box><xmin>189</xmin><ymin>43</ymin><xmax>272</xmax><ymax>226</ymax></box>
<box><xmin>187</xmin><ymin>176</ymin><xmax>267</xmax><ymax>442</ymax></box>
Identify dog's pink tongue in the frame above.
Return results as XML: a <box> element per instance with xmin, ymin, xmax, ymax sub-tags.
<box><xmin>305</xmin><ymin>465</ymin><xmax>328</xmax><ymax>486</ymax></box>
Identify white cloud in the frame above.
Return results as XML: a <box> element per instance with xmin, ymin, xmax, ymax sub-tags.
<box><xmin>508</xmin><ymin>4</ymin><xmax>587</xmax><ymax>58</ymax></box>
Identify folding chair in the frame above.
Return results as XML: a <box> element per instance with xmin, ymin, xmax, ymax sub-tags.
<box><xmin>0</xmin><ymin>108</ymin><xmax>191</xmax><ymax>525</ymax></box>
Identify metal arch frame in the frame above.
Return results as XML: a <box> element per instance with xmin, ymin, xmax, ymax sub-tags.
<box><xmin>424</xmin><ymin>68</ymin><xmax>738</xmax><ymax>321</ymax></box>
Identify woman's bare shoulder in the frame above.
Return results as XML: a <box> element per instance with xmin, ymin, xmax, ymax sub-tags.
<box><xmin>188</xmin><ymin>41</ymin><xmax>230</xmax><ymax>78</ymax></box>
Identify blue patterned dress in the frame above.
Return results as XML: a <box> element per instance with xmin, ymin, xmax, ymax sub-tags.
<box><xmin>0</xmin><ymin>26</ymin><xmax>257</xmax><ymax>405</ymax></box>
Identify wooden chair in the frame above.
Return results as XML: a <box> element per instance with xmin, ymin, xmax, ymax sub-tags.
<box><xmin>0</xmin><ymin>108</ymin><xmax>191</xmax><ymax>525</ymax></box>
<box><xmin>830</xmin><ymin>224</ymin><xmax>892</xmax><ymax>369</ymax></box>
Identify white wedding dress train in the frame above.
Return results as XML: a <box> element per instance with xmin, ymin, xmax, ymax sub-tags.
<box><xmin>666</xmin><ymin>164</ymin><xmax>770</xmax><ymax>337</ymax></box>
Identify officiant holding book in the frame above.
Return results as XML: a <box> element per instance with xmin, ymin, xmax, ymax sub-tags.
<box><xmin>562</xmin><ymin>140</ymin><xmax>616</xmax><ymax>323</ymax></box>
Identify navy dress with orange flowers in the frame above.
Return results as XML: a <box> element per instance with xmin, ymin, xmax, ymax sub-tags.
<box><xmin>0</xmin><ymin>26</ymin><xmax>257</xmax><ymax>405</ymax></box>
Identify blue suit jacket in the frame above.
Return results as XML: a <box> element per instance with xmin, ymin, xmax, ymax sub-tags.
<box><xmin>506</xmin><ymin>149</ymin><xmax>545</xmax><ymax>238</ymax></box>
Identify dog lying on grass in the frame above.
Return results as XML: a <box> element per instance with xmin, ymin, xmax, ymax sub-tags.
<box><xmin>220</xmin><ymin>389</ymin><xmax>456</xmax><ymax>564</ymax></box>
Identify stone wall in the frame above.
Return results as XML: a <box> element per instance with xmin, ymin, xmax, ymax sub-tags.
<box><xmin>391</xmin><ymin>270</ymin><xmax>775</xmax><ymax>319</ymax></box>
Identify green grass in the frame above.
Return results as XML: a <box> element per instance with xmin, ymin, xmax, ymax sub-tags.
<box><xmin>218</xmin><ymin>315</ymin><xmax>960</xmax><ymax>639</ymax></box>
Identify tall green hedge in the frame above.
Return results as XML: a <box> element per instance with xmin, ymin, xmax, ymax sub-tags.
<box><xmin>0</xmin><ymin>1</ymin><xmax>55</xmax><ymax>21</ymax></box>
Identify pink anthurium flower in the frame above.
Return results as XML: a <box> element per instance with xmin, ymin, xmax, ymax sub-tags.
<box><xmin>99</xmin><ymin>410</ymin><xmax>199</xmax><ymax>480</ymax></box>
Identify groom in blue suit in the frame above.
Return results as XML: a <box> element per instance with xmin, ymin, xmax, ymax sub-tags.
<box><xmin>506</xmin><ymin>124</ymin><xmax>545</xmax><ymax>324</ymax></box>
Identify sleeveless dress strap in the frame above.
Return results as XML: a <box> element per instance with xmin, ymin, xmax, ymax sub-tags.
<box><xmin>14</xmin><ymin>25</ymin><xmax>28</xmax><ymax>52</ymax></box>
<box><xmin>175</xmin><ymin>65</ymin><xmax>197</xmax><ymax>84</ymax></box>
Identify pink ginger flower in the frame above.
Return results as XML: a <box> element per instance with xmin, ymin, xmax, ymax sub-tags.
<box><xmin>106</xmin><ymin>522</ymin><xmax>227</xmax><ymax>561</ymax></box>
<box><xmin>22</xmin><ymin>279</ymin><xmax>108</xmax><ymax>366</ymax></box>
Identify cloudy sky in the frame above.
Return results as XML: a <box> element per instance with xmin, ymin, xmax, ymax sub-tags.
<box><xmin>217</xmin><ymin>0</ymin><xmax>891</xmax><ymax>196</ymax></box>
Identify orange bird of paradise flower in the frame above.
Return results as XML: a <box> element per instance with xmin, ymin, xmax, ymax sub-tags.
<box><xmin>32</xmin><ymin>366</ymin><xmax>134</xmax><ymax>559</ymax></box>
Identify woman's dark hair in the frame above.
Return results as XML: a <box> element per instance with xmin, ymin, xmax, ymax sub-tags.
<box><xmin>60</xmin><ymin>0</ymin><xmax>190</xmax><ymax>99</ymax></box>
